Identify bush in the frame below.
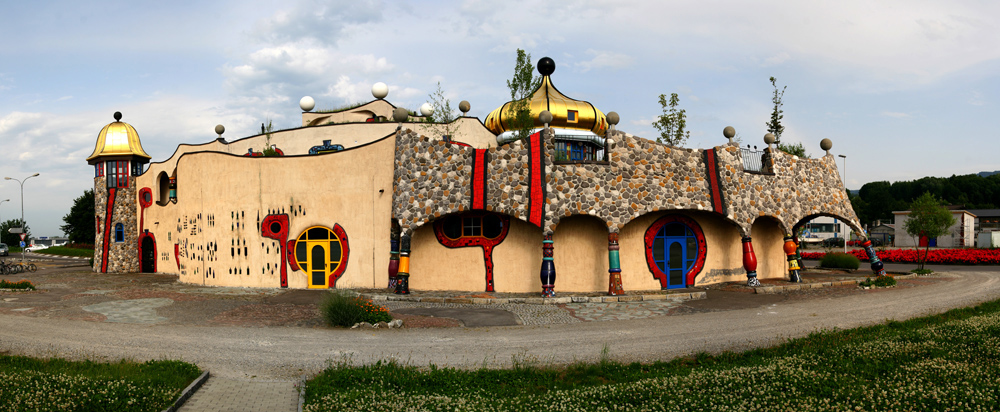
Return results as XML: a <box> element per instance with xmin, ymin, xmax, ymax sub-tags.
<box><xmin>0</xmin><ymin>279</ymin><xmax>35</xmax><ymax>290</ymax></box>
<box><xmin>320</xmin><ymin>290</ymin><xmax>392</xmax><ymax>327</ymax></box>
<box><xmin>860</xmin><ymin>275</ymin><xmax>897</xmax><ymax>288</ymax></box>
<box><xmin>819</xmin><ymin>252</ymin><xmax>860</xmax><ymax>270</ymax></box>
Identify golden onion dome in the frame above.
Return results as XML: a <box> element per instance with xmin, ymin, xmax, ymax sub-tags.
<box><xmin>485</xmin><ymin>57</ymin><xmax>607</xmax><ymax>136</ymax></box>
<box><xmin>86</xmin><ymin>112</ymin><xmax>151</xmax><ymax>164</ymax></box>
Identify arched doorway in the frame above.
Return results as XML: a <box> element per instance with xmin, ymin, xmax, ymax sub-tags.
<box><xmin>644</xmin><ymin>214</ymin><xmax>707</xmax><ymax>289</ymax></box>
<box><xmin>293</xmin><ymin>225</ymin><xmax>348</xmax><ymax>288</ymax></box>
<box><xmin>141</xmin><ymin>236</ymin><xmax>156</xmax><ymax>273</ymax></box>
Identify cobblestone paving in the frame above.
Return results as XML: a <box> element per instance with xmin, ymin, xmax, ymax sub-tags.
<box><xmin>178</xmin><ymin>377</ymin><xmax>298</xmax><ymax>412</ymax></box>
<box><xmin>81</xmin><ymin>298</ymin><xmax>173</xmax><ymax>324</ymax></box>
<box><xmin>384</xmin><ymin>301</ymin><xmax>581</xmax><ymax>325</ymax></box>
<box><xmin>560</xmin><ymin>300</ymin><xmax>685</xmax><ymax>322</ymax></box>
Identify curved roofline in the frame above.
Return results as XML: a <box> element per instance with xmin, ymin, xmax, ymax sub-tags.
<box><xmin>310</xmin><ymin>99</ymin><xmax>398</xmax><ymax>114</ymax></box>
<box><xmin>171</xmin><ymin>131</ymin><xmax>397</xmax><ymax>164</ymax></box>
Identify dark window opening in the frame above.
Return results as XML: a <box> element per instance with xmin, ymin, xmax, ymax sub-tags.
<box><xmin>114</xmin><ymin>223</ymin><xmax>125</xmax><ymax>243</ymax></box>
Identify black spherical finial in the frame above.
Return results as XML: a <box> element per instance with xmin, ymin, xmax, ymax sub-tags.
<box><xmin>113</xmin><ymin>111</ymin><xmax>122</xmax><ymax>122</ymax></box>
<box><xmin>537</xmin><ymin>57</ymin><xmax>555</xmax><ymax>76</ymax></box>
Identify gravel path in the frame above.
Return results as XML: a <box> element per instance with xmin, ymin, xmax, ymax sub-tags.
<box><xmin>0</xmin><ymin>270</ymin><xmax>997</xmax><ymax>379</ymax></box>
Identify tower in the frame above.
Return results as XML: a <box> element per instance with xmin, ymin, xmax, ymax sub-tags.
<box><xmin>86</xmin><ymin>112</ymin><xmax>151</xmax><ymax>273</ymax></box>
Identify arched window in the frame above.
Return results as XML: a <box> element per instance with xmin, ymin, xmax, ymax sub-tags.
<box><xmin>114</xmin><ymin>223</ymin><xmax>125</xmax><ymax>243</ymax></box>
<box><xmin>644</xmin><ymin>215</ymin><xmax>707</xmax><ymax>289</ymax></box>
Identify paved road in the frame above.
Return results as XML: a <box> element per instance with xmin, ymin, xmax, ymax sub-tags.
<box><xmin>1</xmin><ymin>270</ymin><xmax>998</xmax><ymax>379</ymax></box>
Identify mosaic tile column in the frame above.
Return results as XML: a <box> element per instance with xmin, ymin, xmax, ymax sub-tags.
<box><xmin>608</xmin><ymin>233</ymin><xmax>624</xmax><ymax>295</ymax></box>
<box><xmin>862</xmin><ymin>240</ymin><xmax>887</xmax><ymax>277</ymax></box>
<box><xmin>540</xmin><ymin>235</ymin><xmax>556</xmax><ymax>297</ymax></box>
<box><xmin>783</xmin><ymin>235</ymin><xmax>802</xmax><ymax>283</ymax></box>
<box><xmin>742</xmin><ymin>236</ymin><xmax>761</xmax><ymax>287</ymax></box>
<box><xmin>387</xmin><ymin>237</ymin><xmax>400</xmax><ymax>289</ymax></box>
<box><xmin>394</xmin><ymin>234</ymin><xmax>411</xmax><ymax>294</ymax></box>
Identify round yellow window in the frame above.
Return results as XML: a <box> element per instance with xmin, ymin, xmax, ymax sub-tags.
<box><xmin>295</xmin><ymin>226</ymin><xmax>345</xmax><ymax>288</ymax></box>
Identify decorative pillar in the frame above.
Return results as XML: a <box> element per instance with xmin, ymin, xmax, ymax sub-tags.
<box><xmin>395</xmin><ymin>235</ymin><xmax>411</xmax><ymax>294</ymax></box>
<box><xmin>742</xmin><ymin>236</ymin><xmax>761</xmax><ymax>287</ymax></box>
<box><xmin>783</xmin><ymin>235</ymin><xmax>801</xmax><ymax>283</ymax></box>
<box><xmin>540</xmin><ymin>235</ymin><xmax>556</xmax><ymax>297</ymax></box>
<box><xmin>608</xmin><ymin>233</ymin><xmax>624</xmax><ymax>295</ymax></box>
<box><xmin>387</xmin><ymin>237</ymin><xmax>400</xmax><ymax>289</ymax></box>
<box><xmin>861</xmin><ymin>240</ymin><xmax>887</xmax><ymax>277</ymax></box>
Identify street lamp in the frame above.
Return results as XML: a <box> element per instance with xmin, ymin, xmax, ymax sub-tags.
<box><xmin>4</xmin><ymin>173</ymin><xmax>40</xmax><ymax>261</ymax></box>
<box><xmin>0</xmin><ymin>198</ymin><xmax>9</xmax><ymax>223</ymax></box>
<box><xmin>838</xmin><ymin>155</ymin><xmax>847</xmax><ymax>254</ymax></box>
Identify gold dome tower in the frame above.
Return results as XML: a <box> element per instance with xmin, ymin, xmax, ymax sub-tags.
<box><xmin>485</xmin><ymin>57</ymin><xmax>608</xmax><ymax>136</ymax></box>
<box><xmin>87</xmin><ymin>112</ymin><xmax>151</xmax><ymax>164</ymax></box>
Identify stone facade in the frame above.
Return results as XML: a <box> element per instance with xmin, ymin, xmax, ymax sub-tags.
<box><xmin>392</xmin><ymin>127</ymin><xmax>862</xmax><ymax>239</ymax></box>
<box><xmin>94</xmin><ymin>175</ymin><xmax>139</xmax><ymax>273</ymax></box>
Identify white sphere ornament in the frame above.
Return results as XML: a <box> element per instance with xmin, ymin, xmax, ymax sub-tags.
<box><xmin>372</xmin><ymin>82</ymin><xmax>389</xmax><ymax>99</ymax></box>
<box><xmin>299</xmin><ymin>96</ymin><xmax>315</xmax><ymax>112</ymax></box>
<box><xmin>420</xmin><ymin>103</ymin><xmax>434</xmax><ymax>117</ymax></box>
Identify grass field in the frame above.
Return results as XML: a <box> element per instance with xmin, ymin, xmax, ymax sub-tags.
<box><xmin>0</xmin><ymin>355</ymin><xmax>201</xmax><ymax>411</ymax></box>
<box><xmin>305</xmin><ymin>298</ymin><xmax>1000</xmax><ymax>411</ymax></box>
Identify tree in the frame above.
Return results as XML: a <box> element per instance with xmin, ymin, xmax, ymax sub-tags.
<box><xmin>652</xmin><ymin>93</ymin><xmax>690</xmax><ymax>146</ymax></box>
<box><xmin>776</xmin><ymin>142</ymin><xmax>809</xmax><ymax>158</ymax></box>
<box><xmin>422</xmin><ymin>82</ymin><xmax>458</xmax><ymax>139</ymax></box>
<box><xmin>766</xmin><ymin>76</ymin><xmax>786</xmax><ymax>144</ymax></box>
<box><xmin>261</xmin><ymin>120</ymin><xmax>280</xmax><ymax>157</ymax></box>
<box><xmin>0</xmin><ymin>219</ymin><xmax>31</xmax><ymax>248</ymax></box>
<box><xmin>61</xmin><ymin>189</ymin><xmax>95</xmax><ymax>245</ymax></box>
<box><xmin>903</xmin><ymin>192</ymin><xmax>956</xmax><ymax>271</ymax></box>
<box><xmin>505</xmin><ymin>49</ymin><xmax>541</xmax><ymax>141</ymax></box>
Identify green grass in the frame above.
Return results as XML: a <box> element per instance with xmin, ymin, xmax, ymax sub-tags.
<box><xmin>29</xmin><ymin>245</ymin><xmax>94</xmax><ymax>258</ymax></box>
<box><xmin>305</xmin><ymin>298</ymin><xmax>1000</xmax><ymax>411</ymax></box>
<box><xmin>0</xmin><ymin>355</ymin><xmax>201</xmax><ymax>411</ymax></box>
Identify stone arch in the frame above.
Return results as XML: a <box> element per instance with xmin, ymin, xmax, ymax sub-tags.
<box><xmin>750</xmin><ymin>216</ymin><xmax>788</xmax><ymax>281</ymax></box>
<box><xmin>792</xmin><ymin>212</ymin><xmax>866</xmax><ymax>241</ymax></box>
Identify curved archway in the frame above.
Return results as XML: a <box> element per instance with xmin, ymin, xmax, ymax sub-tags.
<box><xmin>792</xmin><ymin>213</ymin><xmax>866</xmax><ymax>245</ymax></box>
<box><xmin>156</xmin><ymin>171</ymin><xmax>170</xmax><ymax>206</ymax></box>
<box><xmin>750</xmin><ymin>216</ymin><xmax>787</xmax><ymax>281</ymax></box>
<box><xmin>552</xmin><ymin>214</ymin><xmax>608</xmax><ymax>292</ymax></box>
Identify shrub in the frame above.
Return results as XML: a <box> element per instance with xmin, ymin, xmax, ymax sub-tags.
<box><xmin>911</xmin><ymin>268</ymin><xmax>933</xmax><ymax>275</ymax></box>
<box><xmin>320</xmin><ymin>290</ymin><xmax>392</xmax><ymax>327</ymax></box>
<box><xmin>860</xmin><ymin>275</ymin><xmax>897</xmax><ymax>288</ymax></box>
<box><xmin>0</xmin><ymin>279</ymin><xmax>35</xmax><ymax>290</ymax></box>
<box><xmin>819</xmin><ymin>252</ymin><xmax>860</xmax><ymax>270</ymax></box>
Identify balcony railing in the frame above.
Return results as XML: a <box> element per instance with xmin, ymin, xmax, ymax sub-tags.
<box><xmin>740</xmin><ymin>147</ymin><xmax>774</xmax><ymax>175</ymax></box>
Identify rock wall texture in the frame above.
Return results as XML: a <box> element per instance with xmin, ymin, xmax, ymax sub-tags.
<box><xmin>94</xmin><ymin>176</ymin><xmax>139</xmax><ymax>273</ymax></box>
<box><xmin>393</xmin><ymin>128</ymin><xmax>862</xmax><ymax>238</ymax></box>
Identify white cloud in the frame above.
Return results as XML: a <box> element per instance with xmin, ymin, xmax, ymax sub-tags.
<box><xmin>880</xmin><ymin>111</ymin><xmax>911</xmax><ymax>119</ymax></box>
<box><xmin>761</xmin><ymin>52</ymin><xmax>791</xmax><ymax>67</ymax></box>
<box><xmin>575</xmin><ymin>49</ymin><xmax>635</xmax><ymax>72</ymax></box>
<box><xmin>969</xmin><ymin>91</ymin><xmax>986</xmax><ymax>106</ymax></box>
<box><xmin>252</xmin><ymin>0</ymin><xmax>385</xmax><ymax>46</ymax></box>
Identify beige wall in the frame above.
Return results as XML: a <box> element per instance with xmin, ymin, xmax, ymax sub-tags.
<box><xmin>751</xmin><ymin>217</ymin><xmax>787</xmax><ymax>280</ymax></box>
<box><xmin>552</xmin><ymin>215</ymin><xmax>609</xmax><ymax>292</ymax></box>
<box><xmin>410</xmin><ymin>216</ymin><xmax>543</xmax><ymax>293</ymax></box>
<box><xmin>135</xmin><ymin>135</ymin><xmax>396</xmax><ymax>289</ymax></box>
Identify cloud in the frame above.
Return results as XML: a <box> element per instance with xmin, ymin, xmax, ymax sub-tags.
<box><xmin>251</xmin><ymin>0</ymin><xmax>385</xmax><ymax>47</ymax></box>
<box><xmin>575</xmin><ymin>49</ymin><xmax>635</xmax><ymax>72</ymax></box>
<box><xmin>761</xmin><ymin>52</ymin><xmax>791</xmax><ymax>67</ymax></box>
<box><xmin>969</xmin><ymin>90</ymin><xmax>986</xmax><ymax>106</ymax></box>
<box><xmin>880</xmin><ymin>111</ymin><xmax>911</xmax><ymax>119</ymax></box>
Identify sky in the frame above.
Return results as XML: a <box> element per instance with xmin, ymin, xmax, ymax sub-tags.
<box><xmin>1</xmin><ymin>0</ymin><xmax>999</xmax><ymax>237</ymax></box>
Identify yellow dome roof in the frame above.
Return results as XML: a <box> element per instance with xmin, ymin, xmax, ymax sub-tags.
<box><xmin>485</xmin><ymin>59</ymin><xmax>607</xmax><ymax>136</ymax></box>
<box><xmin>86</xmin><ymin>113</ymin><xmax>151</xmax><ymax>164</ymax></box>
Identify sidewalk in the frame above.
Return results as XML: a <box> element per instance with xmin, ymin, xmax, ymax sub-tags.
<box><xmin>177</xmin><ymin>376</ymin><xmax>299</xmax><ymax>412</ymax></box>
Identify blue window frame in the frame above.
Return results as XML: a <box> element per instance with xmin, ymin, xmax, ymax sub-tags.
<box><xmin>651</xmin><ymin>223</ymin><xmax>699</xmax><ymax>289</ymax></box>
<box><xmin>114</xmin><ymin>223</ymin><xmax>125</xmax><ymax>243</ymax></box>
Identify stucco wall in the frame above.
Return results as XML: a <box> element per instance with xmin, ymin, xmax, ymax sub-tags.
<box><xmin>552</xmin><ymin>215</ymin><xmax>609</xmax><ymax>292</ymax></box>
<box><xmin>135</xmin><ymin>136</ymin><xmax>395</xmax><ymax>289</ymax></box>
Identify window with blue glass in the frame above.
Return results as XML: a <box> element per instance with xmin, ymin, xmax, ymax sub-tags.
<box><xmin>114</xmin><ymin>223</ymin><xmax>125</xmax><ymax>243</ymax></box>
<box><xmin>554</xmin><ymin>141</ymin><xmax>596</xmax><ymax>162</ymax></box>
<box><xmin>651</xmin><ymin>223</ymin><xmax>698</xmax><ymax>288</ymax></box>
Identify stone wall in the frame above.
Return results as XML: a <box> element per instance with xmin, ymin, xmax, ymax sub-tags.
<box><xmin>93</xmin><ymin>176</ymin><xmax>139</xmax><ymax>273</ymax></box>
<box><xmin>392</xmin><ymin>128</ymin><xmax>862</xmax><ymax>239</ymax></box>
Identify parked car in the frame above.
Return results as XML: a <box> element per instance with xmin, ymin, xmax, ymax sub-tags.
<box><xmin>24</xmin><ymin>244</ymin><xmax>48</xmax><ymax>252</ymax></box>
<box><xmin>822</xmin><ymin>237</ymin><xmax>845</xmax><ymax>248</ymax></box>
<box><xmin>0</xmin><ymin>243</ymin><xmax>7</xmax><ymax>256</ymax></box>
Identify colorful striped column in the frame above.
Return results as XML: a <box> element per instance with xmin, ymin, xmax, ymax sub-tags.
<box><xmin>783</xmin><ymin>235</ymin><xmax>801</xmax><ymax>283</ymax></box>
<box><xmin>742</xmin><ymin>236</ymin><xmax>761</xmax><ymax>287</ymax></box>
<box><xmin>387</xmin><ymin>237</ymin><xmax>399</xmax><ymax>289</ymax></box>
<box><xmin>608</xmin><ymin>233</ymin><xmax>624</xmax><ymax>295</ymax></box>
<box><xmin>862</xmin><ymin>240</ymin><xmax>887</xmax><ymax>277</ymax></box>
<box><xmin>394</xmin><ymin>235</ymin><xmax>411</xmax><ymax>294</ymax></box>
<box><xmin>540</xmin><ymin>235</ymin><xmax>556</xmax><ymax>297</ymax></box>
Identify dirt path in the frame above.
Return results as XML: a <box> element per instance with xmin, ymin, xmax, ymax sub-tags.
<box><xmin>0</xmin><ymin>269</ymin><xmax>996</xmax><ymax>379</ymax></box>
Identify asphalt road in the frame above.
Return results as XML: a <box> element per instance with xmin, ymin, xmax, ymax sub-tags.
<box><xmin>1</xmin><ymin>269</ymin><xmax>997</xmax><ymax>379</ymax></box>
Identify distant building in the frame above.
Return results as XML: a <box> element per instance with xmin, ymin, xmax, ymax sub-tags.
<box><xmin>893</xmin><ymin>210</ymin><xmax>975</xmax><ymax>248</ymax></box>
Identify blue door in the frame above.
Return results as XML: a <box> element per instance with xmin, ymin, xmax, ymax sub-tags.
<box><xmin>652</xmin><ymin>223</ymin><xmax>699</xmax><ymax>289</ymax></box>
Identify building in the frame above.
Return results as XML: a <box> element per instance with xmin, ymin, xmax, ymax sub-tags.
<box><xmin>893</xmin><ymin>209</ymin><xmax>975</xmax><ymax>248</ymax></box>
<box><xmin>87</xmin><ymin>58</ymin><xmax>876</xmax><ymax>294</ymax></box>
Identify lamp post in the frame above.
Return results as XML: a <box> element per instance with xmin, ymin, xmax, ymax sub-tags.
<box><xmin>4</xmin><ymin>173</ymin><xmax>40</xmax><ymax>261</ymax></box>
<box><xmin>0</xmin><ymin>198</ymin><xmax>8</xmax><ymax>223</ymax></box>
<box><xmin>838</xmin><ymin>154</ymin><xmax>847</xmax><ymax>254</ymax></box>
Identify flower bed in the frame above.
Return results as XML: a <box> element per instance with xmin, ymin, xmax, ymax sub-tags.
<box><xmin>801</xmin><ymin>248</ymin><xmax>1000</xmax><ymax>265</ymax></box>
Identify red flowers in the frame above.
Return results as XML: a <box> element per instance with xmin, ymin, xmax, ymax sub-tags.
<box><xmin>801</xmin><ymin>249</ymin><xmax>1000</xmax><ymax>265</ymax></box>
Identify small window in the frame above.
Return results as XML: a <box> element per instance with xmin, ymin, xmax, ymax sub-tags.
<box><xmin>115</xmin><ymin>223</ymin><xmax>125</xmax><ymax>243</ymax></box>
<box><xmin>567</xmin><ymin>110</ymin><xmax>578</xmax><ymax>123</ymax></box>
<box><xmin>437</xmin><ymin>213</ymin><xmax>505</xmax><ymax>242</ymax></box>
<box><xmin>95</xmin><ymin>164</ymin><xmax>104</xmax><ymax>178</ymax></box>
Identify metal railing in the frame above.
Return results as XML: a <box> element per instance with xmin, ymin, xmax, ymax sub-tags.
<box><xmin>740</xmin><ymin>147</ymin><xmax>774</xmax><ymax>174</ymax></box>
